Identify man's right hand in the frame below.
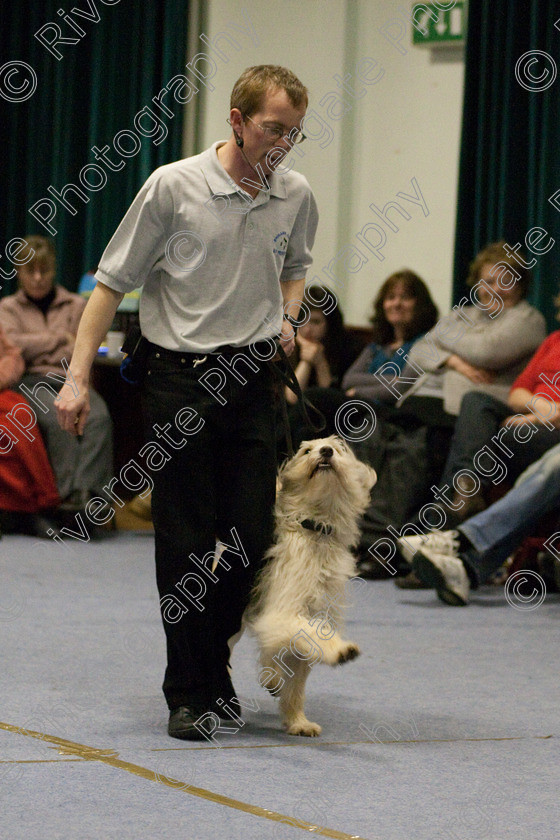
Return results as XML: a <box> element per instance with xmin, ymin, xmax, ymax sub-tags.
<box><xmin>56</xmin><ymin>377</ymin><xmax>90</xmax><ymax>436</ymax></box>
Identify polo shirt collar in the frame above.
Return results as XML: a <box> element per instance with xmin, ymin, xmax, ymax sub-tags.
<box><xmin>201</xmin><ymin>141</ymin><xmax>287</xmax><ymax>200</ymax></box>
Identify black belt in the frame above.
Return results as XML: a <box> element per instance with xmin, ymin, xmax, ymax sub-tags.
<box><xmin>149</xmin><ymin>342</ymin><xmax>275</xmax><ymax>367</ymax></box>
<box><xmin>150</xmin><ymin>342</ymin><xmax>272</xmax><ymax>361</ymax></box>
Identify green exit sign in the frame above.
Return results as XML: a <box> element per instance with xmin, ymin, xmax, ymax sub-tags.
<box><xmin>412</xmin><ymin>2</ymin><xmax>466</xmax><ymax>46</ymax></box>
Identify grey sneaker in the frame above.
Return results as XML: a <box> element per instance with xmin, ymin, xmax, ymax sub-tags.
<box><xmin>408</xmin><ymin>530</ymin><xmax>470</xmax><ymax>606</ymax></box>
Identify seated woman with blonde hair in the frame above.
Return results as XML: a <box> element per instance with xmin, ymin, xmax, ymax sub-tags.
<box><xmin>0</xmin><ymin>235</ymin><xmax>113</xmax><ymax>514</ymax></box>
<box><xmin>404</xmin><ymin>240</ymin><xmax>547</xmax><ymax>420</ymax></box>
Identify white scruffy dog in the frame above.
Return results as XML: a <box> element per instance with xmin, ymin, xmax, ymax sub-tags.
<box><xmin>246</xmin><ymin>436</ymin><xmax>376</xmax><ymax>736</ymax></box>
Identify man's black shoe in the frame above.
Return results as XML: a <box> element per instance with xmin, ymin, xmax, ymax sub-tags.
<box><xmin>168</xmin><ymin>705</ymin><xmax>212</xmax><ymax>740</ymax></box>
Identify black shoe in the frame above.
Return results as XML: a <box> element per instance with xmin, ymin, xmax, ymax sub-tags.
<box><xmin>0</xmin><ymin>511</ymin><xmax>61</xmax><ymax>540</ymax></box>
<box><xmin>26</xmin><ymin>514</ymin><xmax>63</xmax><ymax>539</ymax></box>
<box><xmin>168</xmin><ymin>705</ymin><xmax>212</xmax><ymax>740</ymax></box>
<box><xmin>355</xmin><ymin>538</ymin><xmax>411</xmax><ymax>579</ymax></box>
<box><xmin>88</xmin><ymin>523</ymin><xmax>112</xmax><ymax>541</ymax></box>
<box><xmin>0</xmin><ymin>511</ymin><xmax>21</xmax><ymax>534</ymax></box>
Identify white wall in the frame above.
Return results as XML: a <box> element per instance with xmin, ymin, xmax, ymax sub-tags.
<box><xmin>196</xmin><ymin>0</ymin><xmax>465</xmax><ymax>325</ymax></box>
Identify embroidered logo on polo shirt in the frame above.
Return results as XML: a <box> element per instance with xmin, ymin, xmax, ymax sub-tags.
<box><xmin>273</xmin><ymin>231</ymin><xmax>289</xmax><ymax>256</ymax></box>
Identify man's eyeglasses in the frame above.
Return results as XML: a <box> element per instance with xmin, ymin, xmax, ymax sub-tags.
<box><xmin>244</xmin><ymin>114</ymin><xmax>306</xmax><ymax>144</ymax></box>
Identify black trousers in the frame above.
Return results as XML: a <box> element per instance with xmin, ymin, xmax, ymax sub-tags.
<box><xmin>441</xmin><ymin>391</ymin><xmax>560</xmax><ymax>491</ymax></box>
<box><xmin>142</xmin><ymin>346</ymin><xmax>277</xmax><ymax>710</ymax></box>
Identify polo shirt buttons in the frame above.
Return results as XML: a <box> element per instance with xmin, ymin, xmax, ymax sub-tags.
<box><xmin>248</xmin><ymin>222</ymin><xmax>255</xmax><ymax>230</ymax></box>
<box><xmin>155</xmin><ymin>352</ymin><xmax>160</xmax><ymax>358</ymax></box>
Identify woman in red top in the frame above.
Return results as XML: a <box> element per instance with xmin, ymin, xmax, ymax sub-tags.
<box><xmin>506</xmin><ymin>331</ymin><xmax>560</xmax><ymax>422</ymax></box>
<box><xmin>0</xmin><ymin>325</ymin><xmax>60</xmax><ymax>537</ymax></box>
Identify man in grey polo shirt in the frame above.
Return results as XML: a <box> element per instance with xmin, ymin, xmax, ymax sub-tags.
<box><xmin>56</xmin><ymin>65</ymin><xmax>318</xmax><ymax>739</ymax></box>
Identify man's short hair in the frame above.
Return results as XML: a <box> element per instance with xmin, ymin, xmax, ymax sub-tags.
<box><xmin>230</xmin><ymin>65</ymin><xmax>308</xmax><ymax>117</ymax></box>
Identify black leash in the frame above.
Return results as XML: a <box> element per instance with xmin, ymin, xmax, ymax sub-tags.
<box><xmin>269</xmin><ymin>341</ymin><xmax>326</xmax><ymax>457</ymax></box>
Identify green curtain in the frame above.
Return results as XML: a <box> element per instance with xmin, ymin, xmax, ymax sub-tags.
<box><xmin>0</xmin><ymin>1</ymin><xmax>189</xmax><ymax>296</ymax></box>
<box><xmin>453</xmin><ymin>0</ymin><xmax>560</xmax><ymax>331</ymax></box>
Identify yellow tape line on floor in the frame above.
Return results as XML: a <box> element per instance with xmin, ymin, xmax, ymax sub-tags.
<box><xmin>0</xmin><ymin>720</ymin><xmax>371</xmax><ymax>840</ymax></box>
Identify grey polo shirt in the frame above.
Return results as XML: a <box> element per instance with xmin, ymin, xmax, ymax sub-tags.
<box><xmin>95</xmin><ymin>141</ymin><xmax>318</xmax><ymax>352</ymax></box>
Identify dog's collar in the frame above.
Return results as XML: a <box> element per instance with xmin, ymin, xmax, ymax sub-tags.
<box><xmin>300</xmin><ymin>518</ymin><xmax>333</xmax><ymax>536</ymax></box>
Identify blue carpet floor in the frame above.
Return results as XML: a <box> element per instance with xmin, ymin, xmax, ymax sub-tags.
<box><xmin>1</xmin><ymin>532</ymin><xmax>559</xmax><ymax>840</ymax></box>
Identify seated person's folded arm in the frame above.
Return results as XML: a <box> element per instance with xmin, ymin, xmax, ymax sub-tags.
<box><xmin>507</xmin><ymin>386</ymin><xmax>560</xmax><ymax>427</ymax></box>
<box><xmin>445</xmin><ymin>354</ymin><xmax>494</xmax><ymax>384</ymax></box>
<box><xmin>508</xmin><ymin>387</ymin><xmax>534</xmax><ymax>414</ymax></box>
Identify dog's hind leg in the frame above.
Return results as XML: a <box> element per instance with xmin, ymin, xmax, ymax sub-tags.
<box><xmin>279</xmin><ymin>657</ymin><xmax>321</xmax><ymax>737</ymax></box>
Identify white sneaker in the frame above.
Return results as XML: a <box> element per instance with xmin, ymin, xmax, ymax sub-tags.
<box><xmin>397</xmin><ymin>530</ymin><xmax>460</xmax><ymax>565</ymax></box>
<box><xmin>409</xmin><ymin>531</ymin><xmax>470</xmax><ymax>606</ymax></box>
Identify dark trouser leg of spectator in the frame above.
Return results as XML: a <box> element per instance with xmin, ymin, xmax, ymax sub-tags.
<box><xmin>441</xmin><ymin>390</ymin><xmax>560</xmax><ymax>495</ymax></box>
<box><xmin>440</xmin><ymin>392</ymin><xmax>511</xmax><ymax>489</ymax></box>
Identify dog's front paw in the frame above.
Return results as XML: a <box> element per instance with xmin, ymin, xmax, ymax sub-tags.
<box><xmin>337</xmin><ymin>642</ymin><xmax>360</xmax><ymax>664</ymax></box>
<box><xmin>285</xmin><ymin>720</ymin><xmax>322</xmax><ymax>737</ymax></box>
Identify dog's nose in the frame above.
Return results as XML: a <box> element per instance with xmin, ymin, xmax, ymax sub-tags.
<box><xmin>319</xmin><ymin>446</ymin><xmax>333</xmax><ymax>458</ymax></box>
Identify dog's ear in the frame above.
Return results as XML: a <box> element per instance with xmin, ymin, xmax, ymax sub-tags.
<box><xmin>359</xmin><ymin>462</ymin><xmax>377</xmax><ymax>492</ymax></box>
<box><xmin>276</xmin><ymin>456</ymin><xmax>292</xmax><ymax>493</ymax></box>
